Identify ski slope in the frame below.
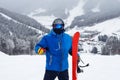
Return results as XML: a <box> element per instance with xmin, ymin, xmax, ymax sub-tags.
<box><xmin>0</xmin><ymin>51</ymin><xmax>120</xmax><ymax>80</ymax></box>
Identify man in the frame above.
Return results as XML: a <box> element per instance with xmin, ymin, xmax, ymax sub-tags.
<box><xmin>35</xmin><ymin>18</ymin><xmax>79</xmax><ymax>80</ymax></box>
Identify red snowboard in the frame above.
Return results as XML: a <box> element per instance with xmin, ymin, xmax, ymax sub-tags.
<box><xmin>72</xmin><ymin>32</ymin><xmax>80</xmax><ymax>80</ymax></box>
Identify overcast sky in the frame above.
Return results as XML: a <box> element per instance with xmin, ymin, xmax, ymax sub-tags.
<box><xmin>83</xmin><ymin>0</ymin><xmax>120</xmax><ymax>13</ymax></box>
<box><xmin>0</xmin><ymin>0</ymin><xmax>120</xmax><ymax>16</ymax></box>
<box><xmin>0</xmin><ymin>0</ymin><xmax>79</xmax><ymax>14</ymax></box>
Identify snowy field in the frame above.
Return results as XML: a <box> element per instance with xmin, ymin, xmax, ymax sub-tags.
<box><xmin>0</xmin><ymin>51</ymin><xmax>120</xmax><ymax>80</ymax></box>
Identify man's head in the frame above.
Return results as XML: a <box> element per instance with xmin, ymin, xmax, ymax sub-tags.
<box><xmin>52</xmin><ymin>18</ymin><xmax>65</xmax><ymax>34</ymax></box>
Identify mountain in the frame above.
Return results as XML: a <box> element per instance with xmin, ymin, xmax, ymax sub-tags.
<box><xmin>0</xmin><ymin>7</ymin><xmax>49</xmax><ymax>55</ymax></box>
<box><xmin>70</xmin><ymin>10</ymin><xmax>120</xmax><ymax>28</ymax></box>
<box><xmin>28</xmin><ymin>0</ymin><xmax>84</xmax><ymax>27</ymax></box>
<box><xmin>0</xmin><ymin>7</ymin><xmax>49</xmax><ymax>33</ymax></box>
<box><xmin>28</xmin><ymin>0</ymin><xmax>120</xmax><ymax>29</ymax></box>
<box><xmin>65</xmin><ymin>0</ymin><xmax>120</xmax><ymax>55</ymax></box>
<box><xmin>69</xmin><ymin>0</ymin><xmax>120</xmax><ymax>28</ymax></box>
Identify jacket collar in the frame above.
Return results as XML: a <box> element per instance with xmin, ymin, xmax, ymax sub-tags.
<box><xmin>49</xmin><ymin>29</ymin><xmax>64</xmax><ymax>37</ymax></box>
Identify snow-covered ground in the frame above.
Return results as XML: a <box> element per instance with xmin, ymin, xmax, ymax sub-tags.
<box><xmin>66</xmin><ymin>17</ymin><xmax>120</xmax><ymax>37</ymax></box>
<box><xmin>0</xmin><ymin>51</ymin><xmax>120</xmax><ymax>80</ymax></box>
<box><xmin>84</xmin><ymin>18</ymin><xmax>120</xmax><ymax>36</ymax></box>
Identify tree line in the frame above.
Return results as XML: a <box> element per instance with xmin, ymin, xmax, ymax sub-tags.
<box><xmin>0</xmin><ymin>7</ymin><xmax>50</xmax><ymax>55</ymax></box>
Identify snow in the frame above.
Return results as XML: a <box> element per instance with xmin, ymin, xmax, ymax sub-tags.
<box><xmin>0</xmin><ymin>12</ymin><xmax>19</xmax><ymax>23</ymax></box>
<box><xmin>28</xmin><ymin>0</ymin><xmax>86</xmax><ymax>29</ymax></box>
<box><xmin>84</xmin><ymin>18</ymin><xmax>120</xmax><ymax>35</ymax></box>
<box><xmin>78</xmin><ymin>54</ymin><xmax>120</xmax><ymax>80</ymax></box>
<box><xmin>28</xmin><ymin>8</ymin><xmax>54</xmax><ymax>30</ymax></box>
<box><xmin>28</xmin><ymin>8</ymin><xmax>46</xmax><ymax>16</ymax></box>
<box><xmin>0</xmin><ymin>52</ymin><xmax>45</xmax><ymax>80</ymax></box>
<box><xmin>0</xmin><ymin>51</ymin><xmax>8</xmax><ymax>56</ymax></box>
<box><xmin>65</xmin><ymin>0</ymin><xmax>86</xmax><ymax>27</ymax></box>
<box><xmin>0</xmin><ymin>12</ymin><xmax>12</xmax><ymax>20</ymax></box>
<box><xmin>0</xmin><ymin>12</ymin><xmax>42</xmax><ymax>34</ymax></box>
<box><xmin>28</xmin><ymin>15</ymin><xmax>56</xmax><ymax>29</ymax></box>
<box><xmin>28</xmin><ymin>8</ymin><xmax>57</xmax><ymax>29</ymax></box>
<box><xmin>66</xmin><ymin>18</ymin><xmax>120</xmax><ymax>37</ymax></box>
<box><xmin>66</xmin><ymin>17</ymin><xmax>120</xmax><ymax>37</ymax></box>
<box><xmin>66</xmin><ymin>26</ymin><xmax>84</xmax><ymax>36</ymax></box>
<box><xmin>1</xmin><ymin>12</ymin><xmax>120</xmax><ymax>80</ymax></box>
<box><xmin>92</xmin><ymin>4</ymin><xmax>100</xmax><ymax>12</ymax></box>
<box><xmin>66</xmin><ymin>17</ymin><xmax>120</xmax><ymax>56</ymax></box>
<box><xmin>0</xmin><ymin>51</ymin><xmax>120</xmax><ymax>80</ymax></box>
<box><xmin>1</xmin><ymin>0</ymin><xmax>120</xmax><ymax>79</ymax></box>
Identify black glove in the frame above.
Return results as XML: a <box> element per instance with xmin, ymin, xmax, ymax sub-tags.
<box><xmin>77</xmin><ymin>66</ymin><xmax>83</xmax><ymax>73</ymax></box>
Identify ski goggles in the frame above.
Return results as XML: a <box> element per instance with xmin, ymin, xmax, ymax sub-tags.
<box><xmin>54</xmin><ymin>24</ymin><xmax>63</xmax><ymax>29</ymax></box>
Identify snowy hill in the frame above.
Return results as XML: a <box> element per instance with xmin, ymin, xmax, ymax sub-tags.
<box><xmin>28</xmin><ymin>0</ymin><xmax>120</xmax><ymax>29</ymax></box>
<box><xmin>0</xmin><ymin>51</ymin><xmax>8</xmax><ymax>56</ymax></box>
<box><xmin>67</xmin><ymin>18</ymin><xmax>120</xmax><ymax>36</ymax></box>
<box><xmin>28</xmin><ymin>11</ymin><xmax>57</xmax><ymax>29</ymax></box>
<box><xmin>66</xmin><ymin>17</ymin><xmax>120</xmax><ymax>55</ymax></box>
<box><xmin>0</xmin><ymin>51</ymin><xmax>120</xmax><ymax>80</ymax></box>
<box><xmin>84</xmin><ymin>18</ymin><xmax>120</xmax><ymax>35</ymax></box>
<box><xmin>0</xmin><ymin>7</ymin><xmax>50</xmax><ymax>55</ymax></box>
<box><xmin>0</xmin><ymin>7</ymin><xmax>49</xmax><ymax>33</ymax></box>
<box><xmin>70</xmin><ymin>0</ymin><xmax>120</xmax><ymax>28</ymax></box>
<box><xmin>28</xmin><ymin>0</ymin><xmax>86</xmax><ymax>29</ymax></box>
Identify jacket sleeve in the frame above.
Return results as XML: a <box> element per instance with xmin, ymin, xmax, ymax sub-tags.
<box><xmin>35</xmin><ymin>36</ymin><xmax>47</xmax><ymax>54</ymax></box>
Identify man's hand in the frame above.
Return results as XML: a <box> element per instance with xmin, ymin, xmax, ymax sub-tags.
<box><xmin>38</xmin><ymin>48</ymin><xmax>46</xmax><ymax>55</ymax></box>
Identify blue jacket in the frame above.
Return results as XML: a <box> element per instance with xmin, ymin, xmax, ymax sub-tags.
<box><xmin>35</xmin><ymin>30</ymin><xmax>72</xmax><ymax>71</ymax></box>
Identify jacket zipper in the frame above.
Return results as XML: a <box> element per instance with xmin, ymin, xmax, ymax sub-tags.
<box><xmin>49</xmin><ymin>55</ymin><xmax>52</xmax><ymax>65</ymax></box>
<box><xmin>59</xmin><ymin>35</ymin><xmax>63</xmax><ymax>71</ymax></box>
